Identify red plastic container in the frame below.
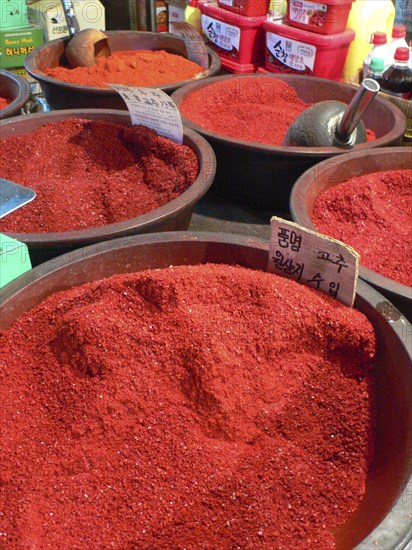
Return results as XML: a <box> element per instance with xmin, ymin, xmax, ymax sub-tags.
<box><xmin>263</xmin><ymin>18</ymin><xmax>355</xmax><ymax>79</ymax></box>
<box><xmin>200</xmin><ymin>1</ymin><xmax>266</xmax><ymax>66</ymax></box>
<box><xmin>286</xmin><ymin>0</ymin><xmax>354</xmax><ymax>35</ymax></box>
<box><xmin>217</xmin><ymin>0</ymin><xmax>270</xmax><ymax>17</ymax></box>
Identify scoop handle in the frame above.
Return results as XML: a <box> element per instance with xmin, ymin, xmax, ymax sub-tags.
<box><xmin>335</xmin><ymin>79</ymin><xmax>380</xmax><ymax>144</ymax></box>
<box><xmin>62</xmin><ymin>0</ymin><xmax>80</xmax><ymax>37</ymax></box>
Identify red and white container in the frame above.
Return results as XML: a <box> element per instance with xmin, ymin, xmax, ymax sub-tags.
<box><xmin>200</xmin><ymin>0</ymin><xmax>266</xmax><ymax>72</ymax></box>
<box><xmin>263</xmin><ymin>18</ymin><xmax>355</xmax><ymax>79</ymax></box>
<box><xmin>286</xmin><ymin>0</ymin><xmax>354</xmax><ymax>35</ymax></box>
<box><xmin>217</xmin><ymin>0</ymin><xmax>269</xmax><ymax>17</ymax></box>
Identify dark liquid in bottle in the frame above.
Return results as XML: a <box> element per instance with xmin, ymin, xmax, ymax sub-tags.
<box><xmin>381</xmin><ymin>65</ymin><xmax>412</xmax><ymax>98</ymax></box>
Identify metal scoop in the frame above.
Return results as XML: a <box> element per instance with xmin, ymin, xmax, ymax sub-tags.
<box><xmin>62</xmin><ymin>0</ymin><xmax>111</xmax><ymax>68</ymax></box>
<box><xmin>283</xmin><ymin>78</ymin><xmax>380</xmax><ymax>147</ymax></box>
<box><xmin>0</xmin><ymin>178</ymin><xmax>36</xmax><ymax>218</ymax></box>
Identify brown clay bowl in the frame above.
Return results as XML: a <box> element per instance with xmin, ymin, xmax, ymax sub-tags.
<box><xmin>0</xmin><ymin>110</ymin><xmax>216</xmax><ymax>266</ymax></box>
<box><xmin>171</xmin><ymin>74</ymin><xmax>406</xmax><ymax>210</ymax></box>
<box><xmin>24</xmin><ymin>30</ymin><xmax>222</xmax><ymax>110</ymax></box>
<box><xmin>290</xmin><ymin>147</ymin><xmax>411</xmax><ymax>321</ymax></box>
<box><xmin>0</xmin><ymin>69</ymin><xmax>31</xmax><ymax>119</ymax></box>
<box><xmin>0</xmin><ymin>232</ymin><xmax>411</xmax><ymax>549</ymax></box>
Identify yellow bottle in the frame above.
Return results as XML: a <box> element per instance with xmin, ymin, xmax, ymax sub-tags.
<box><xmin>184</xmin><ymin>0</ymin><xmax>202</xmax><ymax>33</ymax></box>
<box><xmin>342</xmin><ymin>0</ymin><xmax>395</xmax><ymax>83</ymax></box>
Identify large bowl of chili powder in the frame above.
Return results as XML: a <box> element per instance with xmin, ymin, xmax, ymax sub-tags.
<box><xmin>0</xmin><ymin>69</ymin><xmax>31</xmax><ymax>119</ymax></box>
<box><xmin>0</xmin><ymin>109</ymin><xmax>216</xmax><ymax>266</ymax></box>
<box><xmin>24</xmin><ymin>30</ymin><xmax>221</xmax><ymax>110</ymax></box>
<box><xmin>0</xmin><ymin>232</ymin><xmax>411</xmax><ymax>549</ymax></box>
<box><xmin>171</xmin><ymin>74</ymin><xmax>406</xmax><ymax>211</ymax></box>
<box><xmin>290</xmin><ymin>147</ymin><xmax>411</xmax><ymax>321</ymax></box>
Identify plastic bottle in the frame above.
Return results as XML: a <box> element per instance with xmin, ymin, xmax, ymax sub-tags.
<box><xmin>362</xmin><ymin>32</ymin><xmax>391</xmax><ymax>78</ymax></box>
<box><xmin>365</xmin><ymin>57</ymin><xmax>385</xmax><ymax>85</ymax></box>
<box><xmin>389</xmin><ymin>24</ymin><xmax>409</xmax><ymax>61</ymax></box>
<box><xmin>184</xmin><ymin>0</ymin><xmax>202</xmax><ymax>33</ymax></box>
<box><xmin>342</xmin><ymin>0</ymin><xmax>395</xmax><ymax>84</ymax></box>
<box><xmin>381</xmin><ymin>47</ymin><xmax>412</xmax><ymax>99</ymax></box>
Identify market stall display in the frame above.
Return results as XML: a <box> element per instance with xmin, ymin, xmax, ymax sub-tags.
<box><xmin>0</xmin><ymin>232</ymin><xmax>411</xmax><ymax>549</ymax></box>
<box><xmin>290</xmin><ymin>147</ymin><xmax>411</xmax><ymax>318</ymax></box>
<box><xmin>24</xmin><ymin>30</ymin><xmax>221</xmax><ymax>110</ymax></box>
<box><xmin>171</xmin><ymin>73</ymin><xmax>406</xmax><ymax>209</ymax></box>
<box><xmin>0</xmin><ymin>109</ymin><xmax>216</xmax><ymax>265</ymax></box>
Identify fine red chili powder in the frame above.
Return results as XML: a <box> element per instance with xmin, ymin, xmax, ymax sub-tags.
<box><xmin>312</xmin><ymin>169</ymin><xmax>412</xmax><ymax>287</ymax></box>
<box><xmin>0</xmin><ymin>264</ymin><xmax>376</xmax><ymax>549</ymax></box>
<box><xmin>180</xmin><ymin>77</ymin><xmax>376</xmax><ymax>145</ymax></box>
<box><xmin>44</xmin><ymin>50</ymin><xmax>206</xmax><ymax>88</ymax></box>
<box><xmin>0</xmin><ymin>119</ymin><xmax>198</xmax><ymax>233</ymax></box>
<box><xmin>181</xmin><ymin>77</ymin><xmax>311</xmax><ymax>145</ymax></box>
<box><xmin>0</xmin><ymin>96</ymin><xmax>11</xmax><ymax>109</ymax></box>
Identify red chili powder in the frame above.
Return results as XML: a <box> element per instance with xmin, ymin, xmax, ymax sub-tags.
<box><xmin>0</xmin><ymin>119</ymin><xmax>198</xmax><ymax>233</ymax></box>
<box><xmin>44</xmin><ymin>50</ymin><xmax>206</xmax><ymax>88</ymax></box>
<box><xmin>181</xmin><ymin>76</ymin><xmax>311</xmax><ymax>145</ymax></box>
<box><xmin>0</xmin><ymin>263</ymin><xmax>376</xmax><ymax>549</ymax></box>
<box><xmin>312</xmin><ymin>169</ymin><xmax>412</xmax><ymax>287</ymax></box>
<box><xmin>0</xmin><ymin>96</ymin><xmax>11</xmax><ymax>109</ymax></box>
<box><xmin>180</xmin><ymin>77</ymin><xmax>376</xmax><ymax>144</ymax></box>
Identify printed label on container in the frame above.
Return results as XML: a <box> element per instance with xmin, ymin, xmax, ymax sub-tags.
<box><xmin>289</xmin><ymin>0</ymin><xmax>327</xmax><ymax>26</ymax></box>
<box><xmin>268</xmin><ymin>217</ymin><xmax>359</xmax><ymax>307</ymax></box>
<box><xmin>267</xmin><ymin>32</ymin><xmax>316</xmax><ymax>71</ymax></box>
<box><xmin>202</xmin><ymin>15</ymin><xmax>240</xmax><ymax>53</ymax></box>
<box><xmin>109</xmin><ymin>85</ymin><xmax>183</xmax><ymax>144</ymax></box>
<box><xmin>168</xmin><ymin>5</ymin><xmax>185</xmax><ymax>32</ymax></box>
<box><xmin>170</xmin><ymin>22</ymin><xmax>209</xmax><ymax>68</ymax></box>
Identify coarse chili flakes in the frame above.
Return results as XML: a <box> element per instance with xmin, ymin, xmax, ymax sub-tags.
<box><xmin>0</xmin><ymin>263</ymin><xmax>376</xmax><ymax>549</ymax></box>
<box><xmin>312</xmin><ymin>169</ymin><xmax>412</xmax><ymax>287</ymax></box>
<box><xmin>0</xmin><ymin>118</ymin><xmax>199</xmax><ymax>233</ymax></box>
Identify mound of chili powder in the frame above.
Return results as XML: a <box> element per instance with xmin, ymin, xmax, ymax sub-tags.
<box><xmin>181</xmin><ymin>77</ymin><xmax>311</xmax><ymax>145</ymax></box>
<box><xmin>0</xmin><ymin>119</ymin><xmax>198</xmax><ymax>233</ymax></box>
<box><xmin>0</xmin><ymin>264</ymin><xmax>376</xmax><ymax>549</ymax></box>
<box><xmin>180</xmin><ymin>76</ymin><xmax>376</xmax><ymax>145</ymax></box>
<box><xmin>44</xmin><ymin>50</ymin><xmax>206</xmax><ymax>88</ymax></box>
<box><xmin>312</xmin><ymin>169</ymin><xmax>412</xmax><ymax>287</ymax></box>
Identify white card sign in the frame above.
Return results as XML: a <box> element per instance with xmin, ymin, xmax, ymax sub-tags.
<box><xmin>170</xmin><ymin>22</ymin><xmax>209</xmax><ymax>69</ymax></box>
<box><xmin>110</xmin><ymin>85</ymin><xmax>184</xmax><ymax>144</ymax></box>
<box><xmin>268</xmin><ymin>217</ymin><xmax>359</xmax><ymax>306</ymax></box>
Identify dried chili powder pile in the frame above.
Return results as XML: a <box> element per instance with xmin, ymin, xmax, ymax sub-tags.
<box><xmin>180</xmin><ymin>76</ymin><xmax>311</xmax><ymax>145</ymax></box>
<box><xmin>0</xmin><ymin>264</ymin><xmax>376</xmax><ymax>549</ymax></box>
<box><xmin>0</xmin><ymin>119</ymin><xmax>198</xmax><ymax>233</ymax></box>
<box><xmin>180</xmin><ymin>76</ymin><xmax>376</xmax><ymax>145</ymax></box>
<box><xmin>44</xmin><ymin>50</ymin><xmax>206</xmax><ymax>88</ymax></box>
<box><xmin>312</xmin><ymin>169</ymin><xmax>412</xmax><ymax>287</ymax></box>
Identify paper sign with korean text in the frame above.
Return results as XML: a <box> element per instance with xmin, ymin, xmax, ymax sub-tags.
<box><xmin>109</xmin><ymin>85</ymin><xmax>183</xmax><ymax>144</ymax></box>
<box><xmin>170</xmin><ymin>22</ymin><xmax>209</xmax><ymax>69</ymax></box>
<box><xmin>268</xmin><ymin>217</ymin><xmax>359</xmax><ymax>306</ymax></box>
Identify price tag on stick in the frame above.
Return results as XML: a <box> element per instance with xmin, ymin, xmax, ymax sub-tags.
<box><xmin>109</xmin><ymin>85</ymin><xmax>184</xmax><ymax>144</ymax></box>
<box><xmin>170</xmin><ymin>22</ymin><xmax>209</xmax><ymax>69</ymax></box>
<box><xmin>268</xmin><ymin>217</ymin><xmax>359</xmax><ymax>307</ymax></box>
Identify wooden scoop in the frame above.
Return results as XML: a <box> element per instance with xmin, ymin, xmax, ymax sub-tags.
<box><xmin>62</xmin><ymin>0</ymin><xmax>111</xmax><ymax>68</ymax></box>
<box><xmin>283</xmin><ymin>79</ymin><xmax>380</xmax><ymax>147</ymax></box>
